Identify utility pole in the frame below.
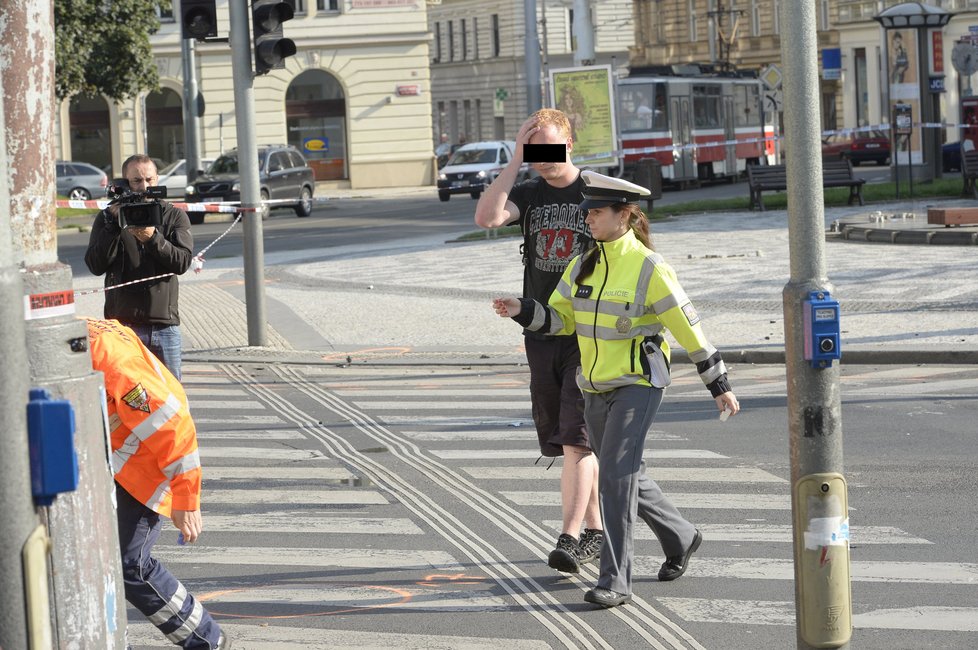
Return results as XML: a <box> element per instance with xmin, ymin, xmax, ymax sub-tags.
<box><xmin>780</xmin><ymin>0</ymin><xmax>852</xmax><ymax>647</ymax></box>
<box><xmin>0</xmin><ymin>1</ymin><xmax>125</xmax><ymax>646</ymax></box>
<box><xmin>524</xmin><ymin>0</ymin><xmax>543</xmax><ymax>114</ymax></box>
<box><xmin>182</xmin><ymin>37</ymin><xmax>203</xmax><ymax>184</ymax></box>
<box><xmin>572</xmin><ymin>0</ymin><xmax>595</xmax><ymax>67</ymax></box>
<box><xmin>229</xmin><ymin>0</ymin><xmax>268</xmax><ymax>346</ymax></box>
<box><xmin>0</xmin><ymin>62</ymin><xmax>39</xmax><ymax>650</ymax></box>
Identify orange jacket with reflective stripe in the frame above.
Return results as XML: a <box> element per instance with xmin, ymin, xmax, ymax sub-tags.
<box><xmin>86</xmin><ymin>318</ymin><xmax>201</xmax><ymax>518</ymax></box>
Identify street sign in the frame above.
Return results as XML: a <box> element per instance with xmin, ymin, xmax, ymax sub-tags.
<box><xmin>764</xmin><ymin>89</ymin><xmax>784</xmax><ymax>112</ymax></box>
<box><xmin>760</xmin><ymin>64</ymin><xmax>783</xmax><ymax>91</ymax></box>
<box><xmin>495</xmin><ymin>87</ymin><xmax>509</xmax><ymax>101</ymax></box>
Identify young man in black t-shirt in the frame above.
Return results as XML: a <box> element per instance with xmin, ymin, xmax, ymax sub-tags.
<box><xmin>475</xmin><ymin>109</ymin><xmax>602</xmax><ymax>574</ymax></box>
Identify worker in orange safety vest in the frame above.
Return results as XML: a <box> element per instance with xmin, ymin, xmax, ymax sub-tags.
<box><xmin>86</xmin><ymin>318</ymin><xmax>229</xmax><ymax>650</ymax></box>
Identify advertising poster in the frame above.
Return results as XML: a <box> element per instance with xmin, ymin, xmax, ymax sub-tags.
<box><xmin>887</xmin><ymin>29</ymin><xmax>922</xmax><ymax>163</ymax></box>
<box><xmin>549</xmin><ymin>65</ymin><xmax>618</xmax><ymax>167</ymax></box>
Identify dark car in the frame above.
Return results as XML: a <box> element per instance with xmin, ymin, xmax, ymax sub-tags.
<box><xmin>821</xmin><ymin>130</ymin><xmax>890</xmax><ymax>166</ymax></box>
<box><xmin>184</xmin><ymin>145</ymin><xmax>315</xmax><ymax>223</ymax></box>
<box><xmin>56</xmin><ymin>161</ymin><xmax>108</xmax><ymax>200</ymax></box>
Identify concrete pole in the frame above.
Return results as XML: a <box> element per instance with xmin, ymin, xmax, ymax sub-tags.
<box><xmin>780</xmin><ymin>0</ymin><xmax>851</xmax><ymax>647</ymax></box>
<box><xmin>182</xmin><ymin>37</ymin><xmax>203</xmax><ymax>184</ymax></box>
<box><xmin>0</xmin><ymin>1</ymin><xmax>126</xmax><ymax>647</ymax></box>
<box><xmin>0</xmin><ymin>60</ymin><xmax>39</xmax><ymax>650</ymax></box>
<box><xmin>524</xmin><ymin>0</ymin><xmax>543</xmax><ymax>114</ymax></box>
<box><xmin>572</xmin><ymin>0</ymin><xmax>595</xmax><ymax>67</ymax></box>
<box><xmin>229</xmin><ymin>0</ymin><xmax>268</xmax><ymax>346</ymax></box>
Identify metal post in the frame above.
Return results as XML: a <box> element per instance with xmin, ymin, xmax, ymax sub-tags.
<box><xmin>0</xmin><ymin>57</ymin><xmax>38</xmax><ymax>650</ymax></box>
<box><xmin>780</xmin><ymin>0</ymin><xmax>851</xmax><ymax>646</ymax></box>
<box><xmin>1</xmin><ymin>0</ymin><xmax>126</xmax><ymax>647</ymax></box>
<box><xmin>182</xmin><ymin>37</ymin><xmax>203</xmax><ymax>184</ymax></box>
<box><xmin>229</xmin><ymin>0</ymin><xmax>268</xmax><ymax>346</ymax></box>
<box><xmin>524</xmin><ymin>0</ymin><xmax>542</xmax><ymax>114</ymax></box>
<box><xmin>572</xmin><ymin>0</ymin><xmax>595</xmax><ymax>67</ymax></box>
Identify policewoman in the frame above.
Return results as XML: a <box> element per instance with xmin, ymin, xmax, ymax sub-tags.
<box><xmin>493</xmin><ymin>171</ymin><xmax>740</xmax><ymax>607</ymax></box>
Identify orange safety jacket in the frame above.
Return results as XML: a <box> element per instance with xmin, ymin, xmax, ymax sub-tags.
<box><xmin>86</xmin><ymin>318</ymin><xmax>201</xmax><ymax>518</ymax></box>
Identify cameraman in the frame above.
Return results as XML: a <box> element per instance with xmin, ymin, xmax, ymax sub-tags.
<box><xmin>85</xmin><ymin>154</ymin><xmax>193</xmax><ymax>379</ymax></box>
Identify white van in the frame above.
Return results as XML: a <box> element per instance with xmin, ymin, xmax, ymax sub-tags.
<box><xmin>437</xmin><ymin>141</ymin><xmax>525</xmax><ymax>201</ymax></box>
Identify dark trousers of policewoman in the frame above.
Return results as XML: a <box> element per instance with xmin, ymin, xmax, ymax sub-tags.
<box><xmin>584</xmin><ymin>384</ymin><xmax>698</xmax><ymax>595</ymax></box>
<box><xmin>116</xmin><ymin>483</ymin><xmax>222</xmax><ymax>649</ymax></box>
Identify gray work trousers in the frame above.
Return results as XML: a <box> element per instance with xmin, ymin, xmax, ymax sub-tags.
<box><xmin>584</xmin><ymin>383</ymin><xmax>698</xmax><ymax>595</ymax></box>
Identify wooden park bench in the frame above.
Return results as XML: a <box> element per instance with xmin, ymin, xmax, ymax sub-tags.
<box><xmin>746</xmin><ymin>159</ymin><xmax>866</xmax><ymax>211</ymax></box>
<box><xmin>960</xmin><ymin>149</ymin><xmax>978</xmax><ymax>199</ymax></box>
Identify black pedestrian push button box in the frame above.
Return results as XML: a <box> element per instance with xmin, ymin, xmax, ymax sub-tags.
<box><xmin>803</xmin><ymin>290</ymin><xmax>841</xmax><ymax>369</ymax></box>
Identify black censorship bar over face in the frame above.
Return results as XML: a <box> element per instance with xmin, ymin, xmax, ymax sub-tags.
<box><xmin>524</xmin><ymin>144</ymin><xmax>566</xmax><ymax>163</ymax></box>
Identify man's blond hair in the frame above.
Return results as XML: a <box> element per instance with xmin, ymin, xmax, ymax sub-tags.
<box><xmin>531</xmin><ymin>109</ymin><xmax>572</xmax><ymax>140</ymax></box>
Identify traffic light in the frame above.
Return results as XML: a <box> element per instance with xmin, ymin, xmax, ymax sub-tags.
<box><xmin>252</xmin><ymin>0</ymin><xmax>297</xmax><ymax>76</ymax></box>
<box><xmin>181</xmin><ymin>0</ymin><xmax>218</xmax><ymax>40</ymax></box>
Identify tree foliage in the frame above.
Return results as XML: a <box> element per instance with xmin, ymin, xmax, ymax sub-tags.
<box><xmin>54</xmin><ymin>0</ymin><xmax>164</xmax><ymax>102</ymax></box>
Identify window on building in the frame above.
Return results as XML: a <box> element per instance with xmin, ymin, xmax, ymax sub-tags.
<box><xmin>568</xmin><ymin>8</ymin><xmax>576</xmax><ymax>52</ymax></box>
<box><xmin>854</xmin><ymin>48</ymin><xmax>869</xmax><ymax>126</ymax></box>
<box><xmin>156</xmin><ymin>2</ymin><xmax>173</xmax><ymax>20</ymax></box>
<box><xmin>475</xmin><ymin>99</ymin><xmax>483</xmax><ymax>140</ymax></box>
<box><xmin>491</xmin><ymin>14</ymin><xmax>500</xmax><ymax>57</ymax></box>
<box><xmin>473</xmin><ymin>17</ymin><xmax>479</xmax><ymax>59</ymax></box>
<box><xmin>689</xmin><ymin>0</ymin><xmax>698</xmax><ymax>41</ymax></box>
<box><xmin>819</xmin><ymin>0</ymin><xmax>830</xmax><ymax>30</ymax></box>
<box><xmin>750</xmin><ymin>0</ymin><xmax>760</xmax><ymax>36</ymax></box>
<box><xmin>449</xmin><ymin>20</ymin><xmax>455</xmax><ymax>61</ymax></box>
<box><xmin>317</xmin><ymin>0</ymin><xmax>340</xmax><ymax>10</ymax></box>
<box><xmin>774</xmin><ymin>0</ymin><xmax>780</xmax><ymax>35</ymax></box>
<box><xmin>462</xmin><ymin>19</ymin><xmax>468</xmax><ymax>60</ymax></box>
<box><xmin>434</xmin><ymin>23</ymin><xmax>441</xmax><ymax>63</ymax></box>
<box><xmin>294</xmin><ymin>0</ymin><xmax>306</xmax><ymax>13</ymax></box>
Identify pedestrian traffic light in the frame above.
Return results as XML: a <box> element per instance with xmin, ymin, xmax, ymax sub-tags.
<box><xmin>181</xmin><ymin>0</ymin><xmax>218</xmax><ymax>40</ymax></box>
<box><xmin>252</xmin><ymin>0</ymin><xmax>297</xmax><ymax>76</ymax></box>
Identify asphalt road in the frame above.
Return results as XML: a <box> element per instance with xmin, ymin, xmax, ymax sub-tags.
<box><xmin>125</xmin><ymin>360</ymin><xmax>978</xmax><ymax>649</ymax></box>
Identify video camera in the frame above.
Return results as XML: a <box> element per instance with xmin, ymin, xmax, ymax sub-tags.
<box><xmin>106</xmin><ymin>180</ymin><xmax>168</xmax><ymax>228</ymax></box>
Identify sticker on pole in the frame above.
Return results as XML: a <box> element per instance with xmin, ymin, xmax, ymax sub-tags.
<box><xmin>24</xmin><ymin>290</ymin><xmax>75</xmax><ymax>321</ymax></box>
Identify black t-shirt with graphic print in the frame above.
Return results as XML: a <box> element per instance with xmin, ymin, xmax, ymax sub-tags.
<box><xmin>509</xmin><ymin>174</ymin><xmax>593</xmax><ymax>336</ymax></box>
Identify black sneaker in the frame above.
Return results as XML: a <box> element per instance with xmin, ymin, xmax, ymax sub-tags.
<box><xmin>577</xmin><ymin>528</ymin><xmax>604</xmax><ymax>564</ymax></box>
<box><xmin>547</xmin><ymin>533</ymin><xmax>581</xmax><ymax>573</ymax></box>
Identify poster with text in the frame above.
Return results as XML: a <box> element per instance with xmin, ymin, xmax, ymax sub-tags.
<box><xmin>888</xmin><ymin>29</ymin><xmax>921</xmax><ymax>164</ymax></box>
<box><xmin>549</xmin><ymin>66</ymin><xmax>618</xmax><ymax>168</ymax></box>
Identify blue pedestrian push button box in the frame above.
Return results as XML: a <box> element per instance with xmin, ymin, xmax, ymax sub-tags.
<box><xmin>803</xmin><ymin>290</ymin><xmax>841</xmax><ymax>369</ymax></box>
<box><xmin>27</xmin><ymin>388</ymin><xmax>79</xmax><ymax>506</ymax></box>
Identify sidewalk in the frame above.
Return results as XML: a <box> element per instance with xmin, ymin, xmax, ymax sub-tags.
<box><xmin>68</xmin><ymin>196</ymin><xmax>978</xmax><ymax>366</ymax></box>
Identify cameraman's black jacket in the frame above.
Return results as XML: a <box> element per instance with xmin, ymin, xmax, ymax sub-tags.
<box><xmin>85</xmin><ymin>201</ymin><xmax>193</xmax><ymax>327</ymax></box>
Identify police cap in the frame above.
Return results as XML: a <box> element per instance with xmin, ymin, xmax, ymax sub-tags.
<box><xmin>579</xmin><ymin>170</ymin><xmax>651</xmax><ymax>211</ymax></box>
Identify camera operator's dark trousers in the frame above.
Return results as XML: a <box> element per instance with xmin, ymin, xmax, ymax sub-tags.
<box><xmin>116</xmin><ymin>484</ymin><xmax>222</xmax><ymax>649</ymax></box>
<box><xmin>584</xmin><ymin>384</ymin><xmax>698</xmax><ymax>596</ymax></box>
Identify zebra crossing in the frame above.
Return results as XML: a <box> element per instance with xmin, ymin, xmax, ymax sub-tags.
<box><xmin>126</xmin><ymin>361</ymin><xmax>978</xmax><ymax>649</ymax></box>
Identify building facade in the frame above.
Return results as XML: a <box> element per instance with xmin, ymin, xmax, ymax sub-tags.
<box><xmin>56</xmin><ymin>0</ymin><xmax>436</xmax><ymax>189</ymax></box>
<box><xmin>427</xmin><ymin>0</ymin><xmax>634</xmax><ymax>147</ymax></box>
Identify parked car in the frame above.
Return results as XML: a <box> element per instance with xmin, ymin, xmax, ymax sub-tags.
<box><xmin>184</xmin><ymin>145</ymin><xmax>315</xmax><ymax>223</ymax></box>
<box><xmin>56</xmin><ymin>161</ymin><xmax>108</xmax><ymax>200</ymax></box>
<box><xmin>157</xmin><ymin>158</ymin><xmax>215</xmax><ymax>194</ymax></box>
<box><xmin>821</xmin><ymin>130</ymin><xmax>890</xmax><ymax>166</ymax></box>
<box><xmin>437</xmin><ymin>141</ymin><xmax>525</xmax><ymax>201</ymax></box>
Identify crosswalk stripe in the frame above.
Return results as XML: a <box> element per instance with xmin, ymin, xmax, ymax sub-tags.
<box><xmin>205</xmin><ymin>467</ymin><xmax>355</xmax><ymax>480</ymax></box>
<box><xmin>656</xmin><ymin>598</ymin><xmax>978</xmax><ymax>632</ymax></box>
<box><xmin>199</xmin><ymin>447</ymin><xmax>327</xmax><ymax>461</ymax></box>
<box><xmin>635</xmin><ymin>557</ymin><xmax>973</xmax><ymax>583</ymax></box>
<box><xmin>196</xmin><ymin>430</ymin><xmax>306</xmax><ymax>440</ymax></box>
<box><xmin>542</xmin><ymin>521</ymin><xmax>932</xmax><ymax>545</ymax></box>
<box><xmin>377</xmin><ymin>415</ymin><xmax>533</xmax><ymax>426</ymax></box>
<box><xmin>126</xmin><ymin>623</ymin><xmax>553</xmax><ymax>649</ymax></box>
<box><xmin>336</xmin><ymin>388</ymin><xmax>530</xmax><ymax>397</ymax></box>
<box><xmin>152</xmin><ymin>546</ymin><xmax>460</xmax><ymax>570</ymax></box>
<box><xmin>180</xmin><ymin>374</ymin><xmax>235</xmax><ymax>385</ymax></box>
<box><xmin>403</xmin><ymin>429</ymin><xmax>687</xmax><ymax>442</ymax></box>
<box><xmin>199</xmin><ymin>513</ymin><xmax>424</xmax><ymax>535</ymax></box>
<box><xmin>194</xmin><ymin>415</ymin><xmax>286</xmax><ymax>424</ymax></box>
<box><xmin>193</xmin><ymin>585</ymin><xmax>509</xmax><ymax>611</ymax></box>
<box><xmin>187</xmin><ymin>387</ymin><xmax>249</xmax><ymax>398</ymax></box>
<box><xmin>186</xmin><ymin>400</ymin><xmax>267</xmax><ymax>410</ymax></box>
<box><xmin>465</xmin><ymin>466</ymin><xmax>786</xmax><ymax>483</ymax></box>
<box><xmin>509</xmin><ymin>491</ymin><xmax>789</xmax><ymax>509</ymax></box>
<box><xmin>358</xmin><ymin>401</ymin><xmax>531</xmax><ymax>410</ymax></box>
<box><xmin>432</xmin><ymin>449</ymin><xmax>727</xmax><ymax>460</ymax></box>
<box><xmin>203</xmin><ymin>489</ymin><xmax>387</xmax><ymax>505</ymax></box>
